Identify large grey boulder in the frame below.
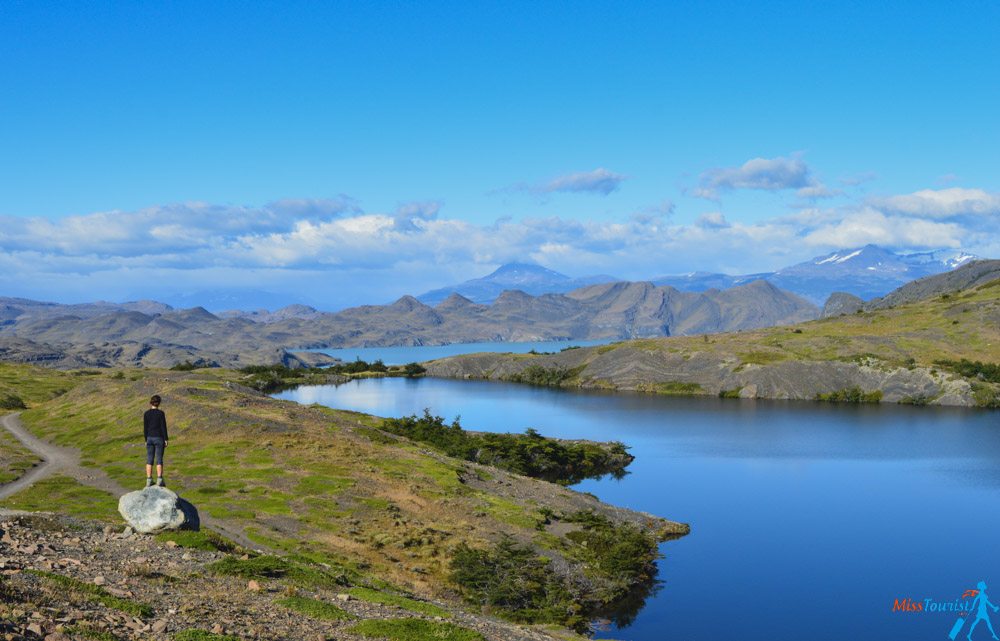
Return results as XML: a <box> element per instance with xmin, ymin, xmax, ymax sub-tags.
<box><xmin>118</xmin><ymin>486</ymin><xmax>187</xmax><ymax>533</ymax></box>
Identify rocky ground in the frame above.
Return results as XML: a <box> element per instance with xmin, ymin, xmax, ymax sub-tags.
<box><xmin>0</xmin><ymin>510</ymin><xmax>584</xmax><ymax>641</ymax></box>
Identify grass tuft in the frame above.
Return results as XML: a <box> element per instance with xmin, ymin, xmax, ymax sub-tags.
<box><xmin>29</xmin><ymin>569</ymin><xmax>154</xmax><ymax>617</ymax></box>
<box><xmin>349</xmin><ymin>619</ymin><xmax>484</xmax><ymax>641</ymax></box>
<box><xmin>275</xmin><ymin>595</ymin><xmax>353</xmax><ymax>620</ymax></box>
<box><xmin>346</xmin><ymin>587</ymin><xmax>451</xmax><ymax>618</ymax></box>
<box><xmin>174</xmin><ymin>631</ymin><xmax>242</xmax><ymax>641</ymax></box>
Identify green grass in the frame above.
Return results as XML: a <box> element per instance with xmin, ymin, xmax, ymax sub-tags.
<box><xmin>208</xmin><ymin>553</ymin><xmax>351</xmax><ymax>589</ymax></box>
<box><xmin>0</xmin><ymin>363</ymin><xmax>77</xmax><ymax>406</ymax></box>
<box><xmin>346</xmin><ymin>587</ymin><xmax>451</xmax><ymax>618</ymax></box>
<box><xmin>28</xmin><ymin>569</ymin><xmax>153</xmax><ymax>617</ymax></box>
<box><xmin>62</xmin><ymin>626</ymin><xmax>124</xmax><ymax>641</ymax></box>
<box><xmin>173</xmin><ymin>631</ymin><xmax>242</xmax><ymax>641</ymax></box>
<box><xmin>651</xmin><ymin>381</ymin><xmax>703</xmax><ymax>395</ymax></box>
<box><xmin>275</xmin><ymin>595</ymin><xmax>353</xmax><ymax>620</ymax></box>
<box><xmin>0</xmin><ymin>426</ymin><xmax>39</xmax><ymax>484</ymax></box>
<box><xmin>208</xmin><ymin>554</ymin><xmax>291</xmax><ymax>578</ymax></box>
<box><xmin>348</xmin><ymin>619</ymin><xmax>483</xmax><ymax>641</ymax></box>
<box><xmin>0</xmin><ymin>474</ymin><xmax>119</xmax><ymax>520</ymax></box>
<box><xmin>155</xmin><ymin>529</ymin><xmax>240</xmax><ymax>552</ymax></box>
<box><xmin>9</xmin><ymin>365</ymin><xmax>678</xmax><ymax>626</ymax></box>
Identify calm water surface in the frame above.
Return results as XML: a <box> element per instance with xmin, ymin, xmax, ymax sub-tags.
<box><xmin>276</xmin><ymin>374</ymin><xmax>1000</xmax><ymax>641</ymax></box>
<box><xmin>307</xmin><ymin>339</ymin><xmax>610</xmax><ymax>365</ymax></box>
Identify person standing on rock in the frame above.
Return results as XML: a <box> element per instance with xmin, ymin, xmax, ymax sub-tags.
<box><xmin>143</xmin><ymin>395</ymin><xmax>168</xmax><ymax>487</ymax></box>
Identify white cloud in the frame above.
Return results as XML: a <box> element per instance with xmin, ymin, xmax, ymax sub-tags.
<box><xmin>695</xmin><ymin>154</ymin><xmax>831</xmax><ymax>200</ymax></box>
<box><xmin>499</xmin><ymin>168</ymin><xmax>628</xmax><ymax>197</ymax></box>
<box><xmin>1</xmin><ymin>185</ymin><xmax>995</xmax><ymax>309</ymax></box>
<box><xmin>875</xmin><ymin>188</ymin><xmax>1000</xmax><ymax>218</ymax></box>
<box><xmin>802</xmin><ymin>208</ymin><xmax>964</xmax><ymax>248</ymax></box>
<box><xmin>696</xmin><ymin>212</ymin><xmax>730</xmax><ymax>229</ymax></box>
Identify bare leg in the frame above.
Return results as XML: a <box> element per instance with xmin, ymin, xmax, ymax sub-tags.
<box><xmin>156</xmin><ymin>464</ymin><xmax>163</xmax><ymax>477</ymax></box>
<box><xmin>985</xmin><ymin>615</ymin><xmax>998</xmax><ymax>639</ymax></box>
<box><xmin>146</xmin><ymin>464</ymin><xmax>152</xmax><ymax>477</ymax></box>
<box><xmin>969</xmin><ymin>616</ymin><xmax>982</xmax><ymax>641</ymax></box>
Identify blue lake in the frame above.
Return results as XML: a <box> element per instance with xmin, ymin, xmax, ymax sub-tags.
<box><xmin>306</xmin><ymin>339</ymin><xmax>610</xmax><ymax>365</ymax></box>
<box><xmin>277</xmin><ymin>375</ymin><xmax>1000</xmax><ymax>641</ymax></box>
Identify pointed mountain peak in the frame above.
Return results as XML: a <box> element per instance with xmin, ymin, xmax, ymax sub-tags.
<box><xmin>435</xmin><ymin>293</ymin><xmax>476</xmax><ymax>311</ymax></box>
<box><xmin>484</xmin><ymin>262</ymin><xmax>570</xmax><ymax>282</ymax></box>
<box><xmin>388</xmin><ymin>295</ymin><xmax>428</xmax><ymax>312</ymax></box>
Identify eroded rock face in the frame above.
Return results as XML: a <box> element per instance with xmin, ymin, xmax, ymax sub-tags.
<box><xmin>118</xmin><ymin>486</ymin><xmax>187</xmax><ymax>533</ymax></box>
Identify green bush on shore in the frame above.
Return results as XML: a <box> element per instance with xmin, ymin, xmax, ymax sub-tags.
<box><xmin>380</xmin><ymin>410</ymin><xmax>632</xmax><ymax>484</ymax></box>
<box><xmin>814</xmin><ymin>387</ymin><xmax>883</xmax><ymax>403</ymax></box>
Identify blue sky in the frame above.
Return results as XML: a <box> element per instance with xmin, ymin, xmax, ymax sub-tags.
<box><xmin>1</xmin><ymin>1</ymin><xmax>998</xmax><ymax>309</ymax></box>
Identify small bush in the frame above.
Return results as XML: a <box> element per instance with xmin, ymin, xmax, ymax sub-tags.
<box><xmin>403</xmin><ymin>362</ymin><xmax>426</xmax><ymax>377</ymax></box>
<box><xmin>449</xmin><ymin>535</ymin><xmax>579</xmax><ymax>628</ymax></box>
<box><xmin>380</xmin><ymin>410</ymin><xmax>632</xmax><ymax>484</ymax></box>
<box><xmin>814</xmin><ymin>387</ymin><xmax>883</xmax><ymax>404</ymax></box>
<box><xmin>935</xmin><ymin>359</ymin><xmax>1000</xmax><ymax>383</ymax></box>
<box><xmin>507</xmin><ymin>365</ymin><xmax>583</xmax><ymax>386</ymax></box>
<box><xmin>0</xmin><ymin>393</ymin><xmax>26</xmax><ymax>410</ymax></box>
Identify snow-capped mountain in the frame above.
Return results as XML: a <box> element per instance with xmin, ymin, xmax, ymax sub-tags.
<box><xmin>420</xmin><ymin>246</ymin><xmax>981</xmax><ymax>308</ymax></box>
<box><xmin>654</xmin><ymin>245</ymin><xmax>981</xmax><ymax>304</ymax></box>
<box><xmin>417</xmin><ymin>262</ymin><xmax>619</xmax><ymax>305</ymax></box>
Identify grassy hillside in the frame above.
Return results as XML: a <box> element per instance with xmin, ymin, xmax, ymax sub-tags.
<box><xmin>0</xmin><ymin>364</ymin><xmax>686</xmax><ymax>636</ymax></box>
<box><xmin>426</xmin><ymin>276</ymin><xmax>1000</xmax><ymax>407</ymax></box>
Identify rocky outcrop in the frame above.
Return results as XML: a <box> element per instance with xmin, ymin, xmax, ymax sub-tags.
<box><xmin>118</xmin><ymin>486</ymin><xmax>192</xmax><ymax>533</ymax></box>
<box><xmin>821</xmin><ymin>292</ymin><xmax>864</xmax><ymax>317</ymax></box>
<box><xmin>865</xmin><ymin>259</ymin><xmax>1000</xmax><ymax>310</ymax></box>
<box><xmin>425</xmin><ymin>350</ymin><xmax>978</xmax><ymax>406</ymax></box>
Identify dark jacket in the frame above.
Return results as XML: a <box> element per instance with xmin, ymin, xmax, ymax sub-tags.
<box><xmin>143</xmin><ymin>408</ymin><xmax>168</xmax><ymax>441</ymax></box>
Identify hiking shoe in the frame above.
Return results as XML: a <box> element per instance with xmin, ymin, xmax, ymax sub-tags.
<box><xmin>156</xmin><ymin>477</ymin><xmax>165</xmax><ymax>487</ymax></box>
<box><xmin>145</xmin><ymin>477</ymin><xmax>153</xmax><ymax>488</ymax></box>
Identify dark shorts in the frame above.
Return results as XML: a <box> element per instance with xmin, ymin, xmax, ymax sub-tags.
<box><xmin>146</xmin><ymin>437</ymin><xmax>165</xmax><ymax>465</ymax></box>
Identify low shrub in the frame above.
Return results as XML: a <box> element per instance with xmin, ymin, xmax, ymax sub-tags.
<box><xmin>815</xmin><ymin>387</ymin><xmax>883</xmax><ymax>403</ymax></box>
<box><xmin>380</xmin><ymin>410</ymin><xmax>631</xmax><ymax>484</ymax></box>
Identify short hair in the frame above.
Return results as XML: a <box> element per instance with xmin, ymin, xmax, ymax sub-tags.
<box><xmin>150</xmin><ymin>395</ymin><xmax>161</xmax><ymax>407</ymax></box>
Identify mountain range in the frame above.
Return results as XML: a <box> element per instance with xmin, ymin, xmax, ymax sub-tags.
<box><xmin>0</xmin><ymin>278</ymin><xmax>817</xmax><ymax>368</ymax></box>
<box><xmin>417</xmin><ymin>262</ymin><xmax>619</xmax><ymax>305</ymax></box>
<box><xmin>426</xmin><ymin>259</ymin><xmax>1000</xmax><ymax>408</ymax></box>
<box><xmin>419</xmin><ymin>245</ymin><xmax>979</xmax><ymax>306</ymax></box>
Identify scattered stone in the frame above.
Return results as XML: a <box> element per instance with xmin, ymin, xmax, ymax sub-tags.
<box><xmin>122</xmin><ymin>526</ymin><xmax>134</xmax><ymax>537</ymax></box>
<box><xmin>211</xmin><ymin>624</ymin><xmax>224</xmax><ymax>634</ymax></box>
<box><xmin>165</xmin><ymin>540</ymin><xmax>178</xmax><ymax>548</ymax></box>
<box><xmin>335</xmin><ymin>593</ymin><xmax>350</xmax><ymax>602</ymax></box>
<box><xmin>26</xmin><ymin>623</ymin><xmax>43</xmax><ymax>636</ymax></box>
<box><xmin>93</xmin><ymin>576</ymin><xmax>106</xmax><ymax>586</ymax></box>
<box><xmin>247</xmin><ymin>580</ymin><xmax>262</xmax><ymax>592</ymax></box>
<box><xmin>151</xmin><ymin>619</ymin><xmax>168</xmax><ymax>634</ymax></box>
<box><xmin>117</xmin><ymin>487</ymin><xmax>188</xmax><ymax>534</ymax></box>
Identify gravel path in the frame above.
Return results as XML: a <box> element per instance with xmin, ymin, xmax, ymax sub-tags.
<box><xmin>0</xmin><ymin>412</ymin><xmax>263</xmax><ymax>551</ymax></box>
